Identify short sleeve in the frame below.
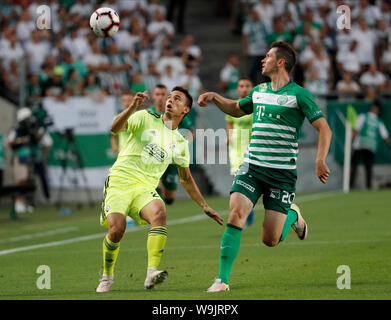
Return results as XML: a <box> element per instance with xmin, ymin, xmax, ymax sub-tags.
<box><xmin>297</xmin><ymin>88</ymin><xmax>323</xmax><ymax>123</ymax></box>
<box><xmin>127</xmin><ymin>110</ymin><xmax>146</xmax><ymax>133</ymax></box>
<box><xmin>238</xmin><ymin>86</ymin><xmax>257</xmax><ymax>115</ymax></box>
<box><xmin>173</xmin><ymin>138</ymin><xmax>190</xmax><ymax>168</ymax></box>
<box><xmin>379</xmin><ymin>121</ymin><xmax>389</xmax><ymax>139</ymax></box>
<box><xmin>226</xmin><ymin>114</ymin><xmax>234</xmax><ymax>122</ymax></box>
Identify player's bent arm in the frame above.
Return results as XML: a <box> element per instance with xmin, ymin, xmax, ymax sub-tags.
<box><xmin>177</xmin><ymin>166</ymin><xmax>224</xmax><ymax>225</ymax></box>
<box><xmin>111</xmin><ymin>91</ymin><xmax>148</xmax><ymax>134</ymax></box>
<box><xmin>312</xmin><ymin>117</ymin><xmax>333</xmax><ymax>184</ymax></box>
<box><xmin>110</xmin><ymin>134</ymin><xmax>119</xmax><ymax>153</ymax></box>
<box><xmin>198</xmin><ymin>92</ymin><xmax>246</xmax><ymax>118</ymax></box>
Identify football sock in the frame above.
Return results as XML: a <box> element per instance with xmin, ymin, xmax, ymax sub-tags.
<box><xmin>246</xmin><ymin>209</ymin><xmax>255</xmax><ymax>226</ymax></box>
<box><xmin>218</xmin><ymin>223</ymin><xmax>242</xmax><ymax>284</ymax></box>
<box><xmin>147</xmin><ymin>226</ymin><xmax>167</xmax><ymax>270</ymax></box>
<box><xmin>102</xmin><ymin>235</ymin><xmax>120</xmax><ymax>277</ymax></box>
<box><xmin>279</xmin><ymin>208</ymin><xmax>298</xmax><ymax>243</ymax></box>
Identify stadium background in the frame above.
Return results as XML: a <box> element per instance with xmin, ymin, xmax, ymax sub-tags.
<box><xmin>0</xmin><ymin>0</ymin><xmax>390</xmax><ymax>301</ymax></box>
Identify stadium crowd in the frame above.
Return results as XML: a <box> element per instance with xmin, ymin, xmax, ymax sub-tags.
<box><xmin>0</xmin><ymin>0</ymin><xmax>202</xmax><ymax>106</ymax></box>
<box><xmin>222</xmin><ymin>0</ymin><xmax>391</xmax><ymax>100</ymax></box>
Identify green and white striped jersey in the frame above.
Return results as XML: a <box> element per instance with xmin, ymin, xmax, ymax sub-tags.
<box><xmin>239</xmin><ymin>81</ymin><xmax>323</xmax><ymax>175</ymax></box>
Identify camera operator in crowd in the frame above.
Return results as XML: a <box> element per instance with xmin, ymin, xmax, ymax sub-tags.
<box><xmin>7</xmin><ymin>106</ymin><xmax>53</xmax><ymax>213</ymax></box>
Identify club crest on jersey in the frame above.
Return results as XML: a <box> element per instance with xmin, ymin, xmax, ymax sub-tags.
<box><xmin>277</xmin><ymin>94</ymin><xmax>288</xmax><ymax>105</ymax></box>
<box><xmin>142</xmin><ymin>143</ymin><xmax>168</xmax><ymax>162</ymax></box>
<box><xmin>259</xmin><ymin>83</ymin><xmax>268</xmax><ymax>93</ymax></box>
<box><xmin>105</xmin><ymin>204</ymin><xmax>111</xmax><ymax>213</ymax></box>
<box><xmin>169</xmin><ymin>142</ymin><xmax>175</xmax><ymax>150</ymax></box>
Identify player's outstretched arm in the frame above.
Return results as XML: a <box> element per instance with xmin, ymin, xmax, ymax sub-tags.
<box><xmin>111</xmin><ymin>91</ymin><xmax>149</xmax><ymax>134</ymax></box>
<box><xmin>312</xmin><ymin>118</ymin><xmax>332</xmax><ymax>184</ymax></box>
<box><xmin>198</xmin><ymin>92</ymin><xmax>246</xmax><ymax>118</ymax></box>
<box><xmin>177</xmin><ymin>166</ymin><xmax>224</xmax><ymax>225</ymax></box>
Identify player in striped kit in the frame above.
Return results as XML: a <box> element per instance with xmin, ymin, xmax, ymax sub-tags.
<box><xmin>198</xmin><ymin>41</ymin><xmax>333</xmax><ymax>292</ymax></box>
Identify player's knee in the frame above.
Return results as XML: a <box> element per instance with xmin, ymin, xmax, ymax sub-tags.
<box><xmin>109</xmin><ymin>224</ymin><xmax>125</xmax><ymax>242</ymax></box>
<box><xmin>152</xmin><ymin>207</ymin><xmax>167</xmax><ymax>225</ymax></box>
<box><xmin>262</xmin><ymin>236</ymin><xmax>279</xmax><ymax>247</ymax></box>
<box><xmin>229</xmin><ymin>203</ymin><xmax>249</xmax><ymax>221</ymax></box>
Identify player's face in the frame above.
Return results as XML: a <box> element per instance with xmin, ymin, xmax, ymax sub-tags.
<box><xmin>165</xmin><ymin>90</ymin><xmax>189</xmax><ymax>118</ymax></box>
<box><xmin>261</xmin><ymin>48</ymin><xmax>278</xmax><ymax>76</ymax></box>
<box><xmin>236</xmin><ymin>80</ymin><xmax>252</xmax><ymax>98</ymax></box>
<box><xmin>152</xmin><ymin>88</ymin><xmax>168</xmax><ymax>106</ymax></box>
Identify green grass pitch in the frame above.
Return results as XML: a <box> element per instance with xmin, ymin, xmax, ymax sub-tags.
<box><xmin>0</xmin><ymin>190</ymin><xmax>390</xmax><ymax>300</ymax></box>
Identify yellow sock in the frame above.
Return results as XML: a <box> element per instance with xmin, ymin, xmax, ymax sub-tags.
<box><xmin>103</xmin><ymin>235</ymin><xmax>120</xmax><ymax>276</ymax></box>
<box><xmin>147</xmin><ymin>227</ymin><xmax>167</xmax><ymax>270</ymax></box>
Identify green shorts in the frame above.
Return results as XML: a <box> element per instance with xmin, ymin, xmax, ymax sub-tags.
<box><xmin>161</xmin><ymin>164</ymin><xmax>179</xmax><ymax>191</ymax></box>
<box><xmin>230</xmin><ymin>165</ymin><xmax>296</xmax><ymax>215</ymax></box>
<box><xmin>100</xmin><ymin>175</ymin><xmax>163</xmax><ymax>228</ymax></box>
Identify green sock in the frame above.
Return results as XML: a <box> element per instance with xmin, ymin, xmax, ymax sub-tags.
<box><xmin>279</xmin><ymin>209</ymin><xmax>298</xmax><ymax>243</ymax></box>
<box><xmin>103</xmin><ymin>235</ymin><xmax>120</xmax><ymax>276</ymax></box>
<box><xmin>218</xmin><ymin>223</ymin><xmax>242</xmax><ymax>284</ymax></box>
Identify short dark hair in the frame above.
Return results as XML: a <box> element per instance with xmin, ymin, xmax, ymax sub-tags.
<box><xmin>171</xmin><ymin>86</ymin><xmax>193</xmax><ymax>109</ymax></box>
<box><xmin>270</xmin><ymin>41</ymin><xmax>297</xmax><ymax>73</ymax></box>
<box><xmin>154</xmin><ymin>83</ymin><xmax>167</xmax><ymax>90</ymax></box>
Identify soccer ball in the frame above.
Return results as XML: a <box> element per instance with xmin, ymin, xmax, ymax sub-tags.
<box><xmin>90</xmin><ymin>7</ymin><xmax>120</xmax><ymax>37</ymax></box>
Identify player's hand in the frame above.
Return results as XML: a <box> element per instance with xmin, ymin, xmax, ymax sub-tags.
<box><xmin>130</xmin><ymin>91</ymin><xmax>149</xmax><ymax>109</ymax></box>
<box><xmin>198</xmin><ymin>92</ymin><xmax>215</xmax><ymax>107</ymax></box>
<box><xmin>316</xmin><ymin>159</ymin><xmax>330</xmax><ymax>184</ymax></box>
<box><xmin>203</xmin><ymin>206</ymin><xmax>224</xmax><ymax>225</ymax></box>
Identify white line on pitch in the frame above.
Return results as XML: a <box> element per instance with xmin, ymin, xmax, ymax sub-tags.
<box><xmin>0</xmin><ymin>192</ymin><xmax>341</xmax><ymax>256</ymax></box>
<box><xmin>0</xmin><ymin>227</ymin><xmax>80</xmax><ymax>244</ymax></box>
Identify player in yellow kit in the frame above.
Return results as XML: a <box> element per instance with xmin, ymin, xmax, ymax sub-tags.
<box><xmin>226</xmin><ymin>78</ymin><xmax>255</xmax><ymax>227</ymax></box>
<box><xmin>96</xmin><ymin>87</ymin><xmax>223</xmax><ymax>292</ymax></box>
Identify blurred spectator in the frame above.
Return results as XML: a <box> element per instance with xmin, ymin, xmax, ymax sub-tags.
<box><xmin>0</xmin><ymin>33</ymin><xmax>24</xmax><ymax>70</ymax></box>
<box><xmin>65</xmin><ymin>68</ymin><xmax>84</xmax><ymax>96</ymax></box>
<box><xmin>304</xmin><ymin>67</ymin><xmax>328</xmax><ymax>96</ymax></box>
<box><xmin>336</xmin><ymin>72</ymin><xmax>360</xmax><ymax>97</ymax></box>
<box><xmin>27</xmin><ymin>74</ymin><xmax>43</xmax><ymax>104</ymax></box>
<box><xmin>308</xmin><ymin>43</ymin><xmax>331</xmax><ymax>86</ymax></box>
<box><xmin>266</xmin><ymin>16</ymin><xmax>293</xmax><ymax>46</ymax></box>
<box><xmin>336</xmin><ymin>40</ymin><xmax>360</xmax><ymax>76</ymax></box>
<box><xmin>351</xmin><ymin>0</ymin><xmax>381</xmax><ymax>28</ymax></box>
<box><xmin>69</xmin><ymin>0</ymin><xmax>93</xmax><ymax>18</ymax></box>
<box><xmin>83</xmin><ymin>72</ymin><xmax>106</xmax><ymax>102</ymax></box>
<box><xmin>350</xmin><ymin>102</ymin><xmax>391</xmax><ymax>189</ymax></box>
<box><xmin>156</xmin><ymin>44</ymin><xmax>185</xmax><ymax>78</ymax></box>
<box><xmin>61</xmin><ymin>50</ymin><xmax>89</xmax><ymax>83</ymax></box>
<box><xmin>143</xmin><ymin>63</ymin><xmax>160</xmax><ymax>94</ymax></box>
<box><xmin>159</xmin><ymin>65</ymin><xmax>177</xmax><ymax>91</ymax></box>
<box><xmin>15</xmin><ymin>9</ymin><xmax>34</xmax><ymax>44</ymax></box>
<box><xmin>130</xmin><ymin>72</ymin><xmax>147</xmax><ymax>93</ymax></box>
<box><xmin>147</xmin><ymin>10</ymin><xmax>175</xmax><ymax>48</ymax></box>
<box><xmin>2</xmin><ymin>60</ymin><xmax>21</xmax><ymax>94</ymax></box>
<box><xmin>293</xmin><ymin>22</ymin><xmax>312</xmax><ymax>54</ymax></box>
<box><xmin>7</xmin><ymin>107</ymin><xmax>34</xmax><ymax>213</ymax></box>
<box><xmin>83</xmin><ymin>41</ymin><xmax>110</xmax><ymax>73</ymax></box>
<box><xmin>139</xmin><ymin>36</ymin><xmax>161</xmax><ymax>74</ymax></box>
<box><xmin>359</xmin><ymin>64</ymin><xmax>387</xmax><ymax>92</ymax></box>
<box><xmin>242</xmin><ymin>8</ymin><xmax>268</xmax><ymax>84</ymax></box>
<box><xmin>219</xmin><ymin>53</ymin><xmax>240</xmax><ymax>99</ymax></box>
<box><xmin>107</xmin><ymin>42</ymin><xmax>132</xmax><ymax>90</ymax></box>
<box><xmin>177</xmin><ymin>34</ymin><xmax>202</xmax><ymax>69</ymax></box>
<box><xmin>63</xmin><ymin>26</ymin><xmax>91</xmax><ymax>61</ymax></box>
<box><xmin>179</xmin><ymin>65</ymin><xmax>203</xmax><ymax>99</ymax></box>
<box><xmin>295</xmin><ymin>7</ymin><xmax>322</xmax><ymax>41</ymax></box>
<box><xmin>25</xmin><ymin>30</ymin><xmax>51</xmax><ymax>74</ymax></box>
<box><xmin>253</xmin><ymin>0</ymin><xmax>275</xmax><ymax>34</ymax></box>
<box><xmin>42</xmin><ymin>66</ymin><xmax>67</xmax><ymax>100</ymax></box>
<box><xmin>351</xmin><ymin>17</ymin><xmax>377</xmax><ymax>69</ymax></box>
<box><xmin>148</xmin><ymin>0</ymin><xmax>167</xmax><ymax>21</ymax></box>
<box><xmin>167</xmin><ymin>0</ymin><xmax>187</xmax><ymax>34</ymax></box>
